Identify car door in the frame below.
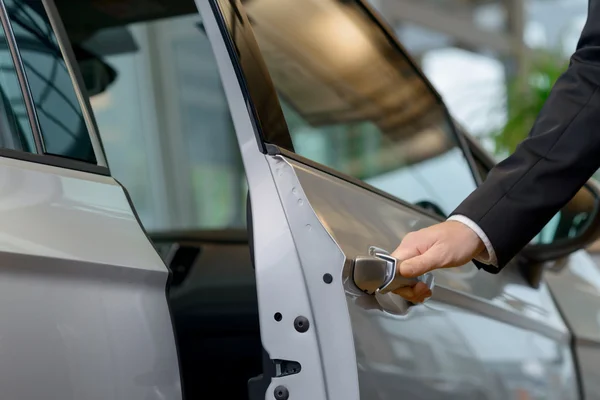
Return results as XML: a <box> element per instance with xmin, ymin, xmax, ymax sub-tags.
<box><xmin>198</xmin><ymin>1</ymin><xmax>579</xmax><ymax>399</ymax></box>
<box><xmin>0</xmin><ymin>1</ymin><xmax>182</xmax><ymax>398</ymax></box>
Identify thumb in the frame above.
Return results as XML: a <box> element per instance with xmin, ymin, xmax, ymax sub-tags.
<box><xmin>398</xmin><ymin>250</ymin><xmax>440</xmax><ymax>278</ymax></box>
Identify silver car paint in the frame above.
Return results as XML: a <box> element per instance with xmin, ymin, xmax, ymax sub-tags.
<box><xmin>273</xmin><ymin>156</ymin><xmax>578</xmax><ymax>399</ymax></box>
<box><xmin>0</xmin><ymin>156</ymin><xmax>181</xmax><ymax>399</ymax></box>
<box><xmin>198</xmin><ymin>2</ymin><xmax>330</xmax><ymax>399</ymax></box>
<box><xmin>201</xmin><ymin>2</ymin><xmax>579</xmax><ymax>399</ymax></box>
<box><xmin>546</xmin><ymin>250</ymin><xmax>600</xmax><ymax>399</ymax></box>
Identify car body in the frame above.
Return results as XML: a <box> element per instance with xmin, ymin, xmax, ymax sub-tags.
<box><xmin>0</xmin><ymin>0</ymin><xmax>598</xmax><ymax>399</ymax></box>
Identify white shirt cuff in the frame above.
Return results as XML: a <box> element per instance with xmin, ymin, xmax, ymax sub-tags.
<box><xmin>448</xmin><ymin>215</ymin><xmax>498</xmax><ymax>267</ymax></box>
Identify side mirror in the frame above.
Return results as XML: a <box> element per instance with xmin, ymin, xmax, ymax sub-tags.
<box><xmin>522</xmin><ymin>180</ymin><xmax>600</xmax><ymax>263</ymax></box>
<box><xmin>414</xmin><ymin>200</ymin><xmax>446</xmax><ymax>219</ymax></box>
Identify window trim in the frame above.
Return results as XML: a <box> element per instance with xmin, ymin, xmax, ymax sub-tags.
<box><xmin>0</xmin><ymin>0</ymin><xmax>111</xmax><ymax>175</ymax></box>
<box><xmin>460</xmin><ymin>129</ymin><xmax>496</xmax><ymax>185</ymax></box>
<box><xmin>0</xmin><ymin>146</ymin><xmax>109</xmax><ymax>175</ymax></box>
<box><xmin>41</xmin><ymin>0</ymin><xmax>109</xmax><ymax>168</ymax></box>
<box><xmin>0</xmin><ymin>0</ymin><xmax>43</xmax><ymax>153</ymax></box>
<box><xmin>211</xmin><ymin>0</ymin><xmax>481</xmax><ymax>214</ymax></box>
<box><xmin>266</xmin><ymin>143</ymin><xmax>444</xmax><ymax>222</ymax></box>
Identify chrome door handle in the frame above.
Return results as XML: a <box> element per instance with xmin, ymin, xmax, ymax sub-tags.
<box><xmin>352</xmin><ymin>246</ymin><xmax>435</xmax><ymax>295</ymax></box>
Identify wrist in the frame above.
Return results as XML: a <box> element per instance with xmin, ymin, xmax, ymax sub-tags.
<box><xmin>447</xmin><ymin>215</ymin><xmax>498</xmax><ymax>267</ymax></box>
<box><xmin>447</xmin><ymin>220</ymin><xmax>485</xmax><ymax>254</ymax></box>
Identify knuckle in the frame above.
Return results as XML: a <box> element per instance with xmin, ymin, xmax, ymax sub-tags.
<box><xmin>400</xmin><ymin>262</ymin><xmax>416</xmax><ymax>277</ymax></box>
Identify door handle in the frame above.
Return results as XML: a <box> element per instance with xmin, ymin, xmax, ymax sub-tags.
<box><xmin>352</xmin><ymin>246</ymin><xmax>435</xmax><ymax>296</ymax></box>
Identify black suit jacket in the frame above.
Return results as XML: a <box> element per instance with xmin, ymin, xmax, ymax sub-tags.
<box><xmin>452</xmin><ymin>0</ymin><xmax>600</xmax><ymax>271</ymax></box>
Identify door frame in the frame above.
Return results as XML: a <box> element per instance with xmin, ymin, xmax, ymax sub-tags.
<box><xmin>197</xmin><ymin>2</ymin><xmax>333</xmax><ymax>399</ymax></box>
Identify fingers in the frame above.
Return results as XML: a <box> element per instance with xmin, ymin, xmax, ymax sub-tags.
<box><xmin>391</xmin><ymin>221</ymin><xmax>486</xmax><ymax>278</ymax></box>
<box><xmin>391</xmin><ymin>242</ymin><xmax>420</xmax><ymax>264</ymax></box>
<box><xmin>397</xmin><ymin>251</ymin><xmax>439</xmax><ymax>278</ymax></box>
<box><xmin>393</xmin><ymin>282</ymin><xmax>432</xmax><ymax>304</ymax></box>
<box><xmin>391</xmin><ymin>229</ymin><xmax>438</xmax><ymax>277</ymax></box>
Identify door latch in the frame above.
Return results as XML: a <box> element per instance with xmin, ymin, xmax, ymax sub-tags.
<box><xmin>352</xmin><ymin>246</ymin><xmax>434</xmax><ymax>295</ymax></box>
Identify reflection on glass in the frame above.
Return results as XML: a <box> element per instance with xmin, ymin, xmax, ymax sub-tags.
<box><xmin>244</xmin><ymin>0</ymin><xmax>477</xmax><ymax>216</ymax></box>
<box><xmin>534</xmin><ymin>186</ymin><xmax>596</xmax><ymax>245</ymax></box>
<box><xmin>79</xmin><ymin>14</ymin><xmax>245</xmax><ymax>231</ymax></box>
<box><xmin>353</xmin><ymin>300</ymin><xmax>577</xmax><ymax>400</ymax></box>
<box><xmin>5</xmin><ymin>0</ymin><xmax>95</xmax><ymax>163</ymax></box>
<box><xmin>0</xmin><ymin>22</ymin><xmax>34</xmax><ymax>151</ymax></box>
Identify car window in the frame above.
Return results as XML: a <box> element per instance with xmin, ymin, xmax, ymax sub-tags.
<box><xmin>242</xmin><ymin>0</ymin><xmax>477</xmax><ymax>216</ymax></box>
<box><xmin>71</xmin><ymin>13</ymin><xmax>246</xmax><ymax>232</ymax></box>
<box><xmin>5</xmin><ymin>0</ymin><xmax>96</xmax><ymax>163</ymax></box>
<box><xmin>0</xmin><ymin>18</ymin><xmax>34</xmax><ymax>152</ymax></box>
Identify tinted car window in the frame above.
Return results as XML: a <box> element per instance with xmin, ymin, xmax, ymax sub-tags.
<box><xmin>5</xmin><ymin>0</ymin><xmax>96</xmax><ymax>163</ymax></box>
<box><xmin>242</xmin><ymin>0</ymin><xmax>477</xmax><ymax>216</ymax></box>
<box><xmin>0</xmin><ymin>21</ymin><xmax>34</xmax><ymax>151</ymax></box>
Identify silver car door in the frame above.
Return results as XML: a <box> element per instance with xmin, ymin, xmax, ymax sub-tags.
<box><xmin>199</xmin><ymin>1</ymin><xmax>579</xmax><ymax>399</ymax></box>
<box><xmin>0</xmin><ymin>1</ymin><xmax>182</xmax><ymax>399</ymax></box>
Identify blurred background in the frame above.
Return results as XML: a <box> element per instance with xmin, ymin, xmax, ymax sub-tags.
<box><xmin>370</xmin><ymin>0</ymin><xmax>583</xmax><ymax>158</ymax></box>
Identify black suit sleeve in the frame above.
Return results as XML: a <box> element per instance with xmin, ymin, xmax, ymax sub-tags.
<box><xmin>452</xmin><ymin>0</ymin><xmax>600</xmax><ymax>270</ymax></box>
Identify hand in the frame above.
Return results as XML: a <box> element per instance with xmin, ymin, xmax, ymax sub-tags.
<box><xmin>391</xmin><ymin>221</ymin><xmax>485</xmax><ymax>303</ymax></box>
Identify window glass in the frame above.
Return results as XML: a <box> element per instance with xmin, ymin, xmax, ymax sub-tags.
<box><xmin>6</xmin><ymin>0</ymin><xmax>96</xmax><ymax>163</ymax></box>
<box><xmin>74</xmin><ymin>14</ymin><xmax>245</xmax><ymax>231</ymax></box>
<box><xmin>243</xmin><ymin>0</ymin><xmax>477</xmax><ymax>216</ymax></box>
<box><xmin>0</xmin><ymin>21</ymin><xmax>34</xmax><ymax>151</ymax></box>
